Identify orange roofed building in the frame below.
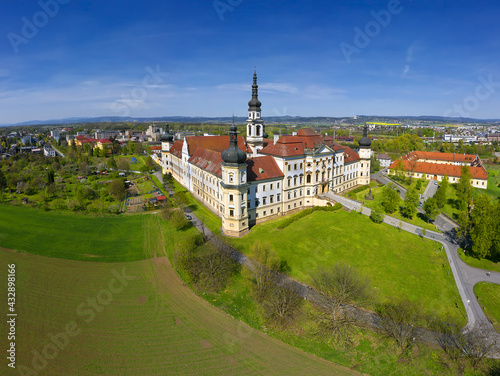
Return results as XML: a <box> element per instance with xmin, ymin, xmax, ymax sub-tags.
<box><xmin>159</xmin><ymin>72</ymin><xmax>372</xmax><ymax>236</ymax></box>
<box><xmin>388</xmin><ymin>151</ymin><xmax>488</xmax><ymax>189</ymax></box>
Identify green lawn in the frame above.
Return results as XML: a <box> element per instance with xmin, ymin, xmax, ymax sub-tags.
<box><xmin>229</xmin><ymin>210</ymin><xmax>465</xmax><ymax>323</ymax></box>
<box><xmin>0</xmin><ymin>204</ymin><xmax>157</xmax><ymax>262</ymax></box>
<box><xmin>475</xmin><ymin>282</ymin><xmax>500</xmax><ymax>333</ymax></box>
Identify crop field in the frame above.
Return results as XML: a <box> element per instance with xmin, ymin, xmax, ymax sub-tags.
<box><xmin>0</xmin><ymin>237</ymin><xmax>358</xmax><ymax>375</ymax></box>
<box><xmin>0</xmin><ymin>204</ymin><xmax>156</xmax><ymax>262</ymax></box>
<box><xmin>230</xmin><ymin>210</ymin><xmax>465</xmax><ymax>323</ymax></box>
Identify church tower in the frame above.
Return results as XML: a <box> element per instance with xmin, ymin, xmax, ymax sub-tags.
<box><xmin>160</xmin><ymin>123</ymin><xmax>174</xmax><ymax>174</ymax></box>
<box><xmin>358</xmin><ymin>124</ymin><xmax>372</xmax><ymax>185</ymax></box>
<box><xmin>246</xmin><ymin>71</ymin><xmax>267</xmax><ymax>157</ymax></box>
<box><xmin>221</xmin><ymin>123</ymin><xmax>249</xmax><ymax>237</ymax></box>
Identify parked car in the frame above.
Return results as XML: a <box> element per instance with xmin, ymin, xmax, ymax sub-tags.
<box><xmin>185</xmin><ymin>214</ymin><xmax>192</xmax><ymax>220</ymax></box>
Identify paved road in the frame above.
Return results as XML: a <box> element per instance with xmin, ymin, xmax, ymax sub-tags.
<box><xmin>51</xmin><ymin>144</ymin><xmax>66</xmax><ymax>158</ymax></box>
<box><xmin>323</xmin><ymin>191</ymin><xmax>500</xmax><ymax>337</ymax></box>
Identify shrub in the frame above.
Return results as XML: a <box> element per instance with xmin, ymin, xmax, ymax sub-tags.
<box><xmin>276</xmin><ymin>208</ymin><xmax>313</xmax><ymax>229</ymax></box>
<box><xmin>312</xmin><ymin>203</ymin><xmax>342</xmax><ymax>212</ymax></box>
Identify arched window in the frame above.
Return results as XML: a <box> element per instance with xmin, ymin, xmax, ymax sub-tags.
<box><xmin>229</xmin><ymin>173</ymin><xmax>234</xmax><ymax>183</ymax></box>
<box><xmin>248</xmin><ymin>125</ymin><xmax>251</xmax><ymax>136</ymax></box>
<box><xmin>256</xmin><ymin>125</ymin><xmax>261</xmax><ymax>136</ymax></box>
<box><xmin>306</xmin><ymin>174</ymin><xmax>311</xmax><ymax>183</ymax></box>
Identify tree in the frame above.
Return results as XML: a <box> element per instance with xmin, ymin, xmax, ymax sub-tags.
<box><xmin>0</xmin><ymin>169</ymin><xmax>6</xmax><ymax>195</ymax></box>
<box><xmin>370</xmin><ymin>204</ymin><xmax>385</xmax><ymax>224</ymax></box>
<box><xmin>100</xmin><ymin>144</ymin><xmax>108</xmax><ymax>158</ymax></box>
<box><xmin>401</xmin><ymin>186</ymin><xmax>419</xmax><ymax>219</ymax></box>
<box><xmin>195</xmin><ymin>242</ymin><xmax>240</xmax><ymax>292</ymax></box>
<box><xmin>46</xmin><ymin>169</ymin><xmax>55</xmax><ymax>185</ymax></box>
<box><xmin>245</xmin><ymin>241</ymin><xmax>282</xmax><ymax>301</ymax></box>
<box><xmin>145</xmin><ymin>155</ymin><xmax>155</xmax><ymax>170</ymax></box>
<box><xmin>262</xmin><ymin>279</ymin><xmax>303</xmax><ymax>327</ymax></box>
<box><xmin>111</xmin><ymin>139</ymin><xmax>122</xmax><ymax>155</ymax></box>
<box><xmin>135</xmin><ymin>142</ymin><xmax>144</xmax><ymax>155</ymax></box>
<box><xmin>310</xmin><ymin>262</ymin><xmax>371</xmax><ymax>344</ymax></box>
<box><xmin>470</xmin><ymin>194</ymin><xmax>494</xmax><ymax>259</ymax></box>
<box><xmin>370</xmin><ymin>155</ymin><xmax>381</xmax><ymax>173</ymax></box>
<box><xmin>456</xmin><ymin>165</ymin><xmax>473</xmax><ymax>211</ymax></box>
<box><xmin>170</xmin><ymin>208</ymin><xmax>190</xmax><ymax>230</ymax></box>
<box><xmin>423</xmin><ymin>197</ymin><xmax>438</xmax><ymax>222</ymax></box>
<box><xmin>415</xmin><ymin>179</ymin><xmax>422</xmax><ymax>191</ymax></box>
<box><xmin>382</xmin><ymin>183</ymin><xmax>401</xmax><ymax>213</ymax></box>
<box><xmin>395</xmin><ymin>159</ymin><xmax>406</xmax><ymax>179</ymax></box>
<box><xmin>375</xmin><ymin>299</ymin><xmax>428</xmax><ymax>352</ymax></box>
<box><xmin>108</xmin><ymin>179</ymin><xmax>126</xmax><ymax>200</ymax></box>
<box><xmin>107</xmin><ymin>155</ymin><xmax>117</xmax><ymax>169</ymax></box>
<box><xmin>492</xmin><ymin>201</ymin><xmax>500</xmax><ymax>260</ymax></box>
<box><xmin>434</xmin><ymin>185</ymin><xmax>446</xmax><ymax>209</ymax></box>
<box><xmin>457</xmin><ymin>209</ymin><xmax>470</xmax><ymax>247</ymax></box>
<box><xmin>433</xmin><ymin>320</ymin><xmax>499</xmax><ymax>368</ymax></box>
<box><xmin>117</xmin><ymin>159</ymin><xmax>130</xmax><ymax>172</ymax></box>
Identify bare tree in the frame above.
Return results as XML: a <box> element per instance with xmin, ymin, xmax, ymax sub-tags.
<box><xmin>262</xmin><ymin>279</ymin><xmax>303</xmax><ymax>327</ymax></box>
<box><xmin>310</xmin><ymin>263</ymin><xmax>371</xmax><ymax>344</ymax></box>
<box><xmin>375</xmin><ymin>299</ymin><xmax>428</xmax><ymax>352</ymax></box>
<box><xmin>434</xmin><ymin>320</ymin><xmax>499</xmax><ymax>370</ymax></box>
<box><xmin>197</xmin><ymin>243</ymin><xmax>240</xmax><ymax>292</ymax></box>
<box><xmin>461</xmin><ymin>322</ymin><xmax>499</xmax><ymax>368</ymax></box>
<box><xmin>244</xmin><ymin>241</ymin><xmax>282</xmax><ymax>301</ymax></box>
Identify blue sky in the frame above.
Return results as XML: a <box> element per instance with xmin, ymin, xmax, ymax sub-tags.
<box><xmin>1</xmin><ymin>0</ymin><xmax>499</xmax><ymax>124</ymax></box>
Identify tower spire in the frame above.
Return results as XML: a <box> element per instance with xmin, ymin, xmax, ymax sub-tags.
<box><xmin>248</xmin><ymin>70</ymin><xmax>261</xmax><ymax>111</ymax></box>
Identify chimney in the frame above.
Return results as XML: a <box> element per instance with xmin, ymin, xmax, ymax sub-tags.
<box><xmin>274</xmin><ymin>134</ymin><xmax>280</xmax><ymax>144</ymax></box>
<box><xmin>292</xmin><ymin>131</ymin><xmax>297</xmax><ymax>136</ymax></box>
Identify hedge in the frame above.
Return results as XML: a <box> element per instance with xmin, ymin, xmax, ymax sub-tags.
<box><xmin>275</xmin><ymin>203</ymin><xmax>342</xmax><ymax>229</ymax></box>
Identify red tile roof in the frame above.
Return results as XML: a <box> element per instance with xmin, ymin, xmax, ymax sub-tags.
<box><xmin>260</xmin><ymin>129</ymin><xmax>345</xmax><ymax>157</ymax></box>
<box><xmin>259</xmin><ymin>135</ymin><xmax>304</xmax><ymax>157</ymax></box>
<box><xmin>186</xmin><ymin>135</ymin><xmax>251</xmax><ymax>154</ymax></box>
<box><xmin>150</xmin><ymin>146</ymin><xmax>162</xmax><ymax>150</ymax></box>
<box><xmin>188</xmin><ymin>147</ymin><xmax>223</xmax><ymax>177</ymax></box>
<box><xmin>403</xmin><ymin>151</ymin><xmax>478</xmax><ymax>164</ymax></box>
<box><xmin>344</xmin><ymin>146</ymin><xmax>359</xmax><ymax>164</ymax></box>
<box><xmin>157</xmin><ymin>195</ymin><xmax>166</xmax><ymax>200</ymax></box>
<box><xmin>389</xmin><ymin>159</ymin><xmax>487</xmax><ymax>180</ymax></box>
<box><xmin>246</xmin><ymin>156</ymin><xmax>284</xmax><ymax>181</ymax></box>
<box><xmin>99</xmin><ymin>138</ymin><xmax>112</xmax><ymax>144</ymax></box>
<box><xmin>169</xmin><ymin>140</ymin><xmax>183</xmax><ymax>158</ymax></box>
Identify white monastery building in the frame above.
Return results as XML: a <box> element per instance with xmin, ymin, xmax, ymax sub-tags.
<box><xmin>159</xmin><ymin>72</ymin><xmax>372</xmax><ymax>236</ymax></box>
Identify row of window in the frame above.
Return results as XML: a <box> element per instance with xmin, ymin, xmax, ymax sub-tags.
<box><xmin>247</xmin><ymin>194</ymin><xmax>282</xmax><ymax>208</ymax></box>
<box><xmin>247</xmin><ymin>182</ymin><xmax>280</xmax><ymax>194</ymax></box>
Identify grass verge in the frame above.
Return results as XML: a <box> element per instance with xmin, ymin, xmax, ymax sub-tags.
<box><xmin>475</xmin><ymin>282</ymin><xmax>500</xmax><ymax>333</ymax></box>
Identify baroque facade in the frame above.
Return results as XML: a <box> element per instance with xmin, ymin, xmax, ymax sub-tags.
<box><xmin>159</xmin><ymin>72</ymin><xmax>372</xmax><ymax>236</ymax></box>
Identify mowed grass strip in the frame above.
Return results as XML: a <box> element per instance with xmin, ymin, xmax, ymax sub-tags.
<box><xmin>0</xmin><ymin>204</ymin><xmax>154</xmax><ymax>262</ymax></box>
<box><xmin>230</xmin><ymin>210</ymin><xmax>465</xmax><ymax>323</ymax></box>
<box><xmin>0</xmin><ymin>238</ymin><xmax>359</xmax><ymax>375</ymax></box>
<box><xmin>475</xmin><ymin>282</ymin><xmax>500</xmax><ymax>333</ymax></box>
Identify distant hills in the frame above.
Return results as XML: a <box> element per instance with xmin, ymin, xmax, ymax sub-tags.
<box><xmin>1</xmin><ymin>115</ymin><xmax>500</xmax><ymax>127</ymax></box>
